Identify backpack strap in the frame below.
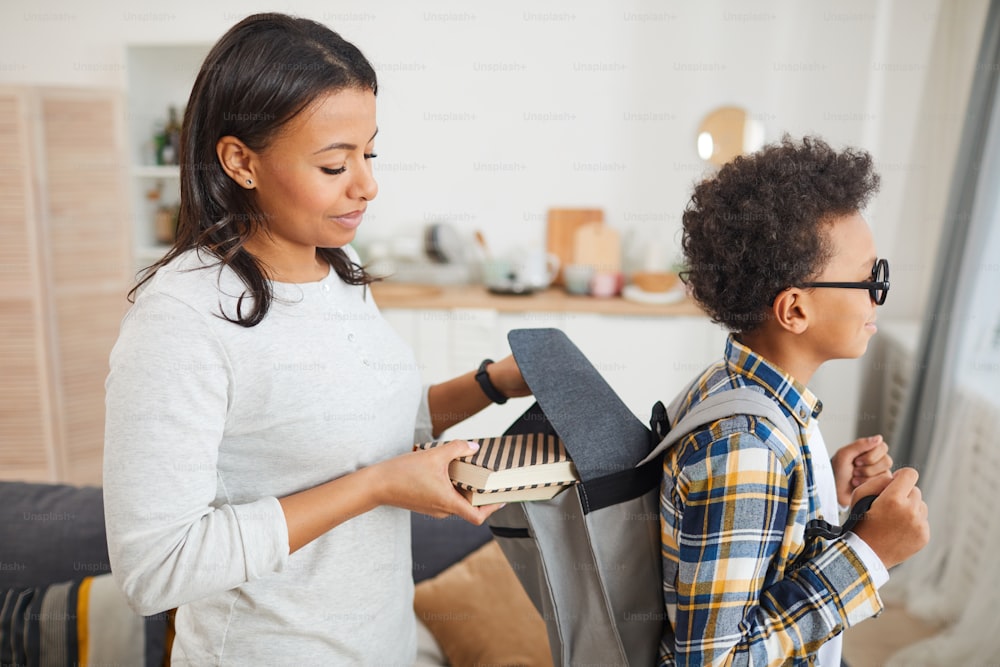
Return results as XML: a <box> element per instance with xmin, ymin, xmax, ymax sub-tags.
<box><xmin>580</xmin><ymin>388</ymin><xmax>798</xmax><ymax>514</ymax></box>
<box><xmin>638</xmin><ymin>387</ymin><xmax>799</xmax><ymax>467</ymax></box>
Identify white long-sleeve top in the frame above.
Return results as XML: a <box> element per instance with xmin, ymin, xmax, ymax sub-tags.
<box><xmin>103</xmin><ymin>247</ymin><xmax>431</xmax><ymax>666</ymax></box>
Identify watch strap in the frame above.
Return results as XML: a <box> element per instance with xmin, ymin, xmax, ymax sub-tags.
<box><xmin>475</xmin><ymin>359</ymin><xmax>508</xmax><ymax>404</ymax></box>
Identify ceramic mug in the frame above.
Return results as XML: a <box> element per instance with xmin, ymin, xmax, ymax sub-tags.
<box><xmin>481</xmin><ymin>258</ymin><xmax>518</xmax><ymax>291</ymax></box>
<box><xmin>563</xmin><ymin>264</ymin><xmax>595</xmax><ymax>295</ymax></box>
<box><xmin>512</xmin><ymin>249</ymin><xmax>561</xmax><ymax>290</ymax></box>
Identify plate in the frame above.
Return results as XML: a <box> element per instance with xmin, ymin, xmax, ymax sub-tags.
<box><xmin>487</xmin><ymin>284</ymin><xmax>537</xmax><ymax>296</ymax></box>
<box><xmin>621</xmin><ymin>284</ymin><xmax>686</xmax><ymax>305</ymax></box>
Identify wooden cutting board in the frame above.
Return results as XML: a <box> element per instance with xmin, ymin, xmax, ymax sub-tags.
<box><xmin>573</xmin><ymin>222</ymin><xmax>621</xmax><ymax>274</ymax></box>
<box><xmin>546</xmin><ymin>208</ymin><xmax>604</xmax><ymax>285</ymax></box>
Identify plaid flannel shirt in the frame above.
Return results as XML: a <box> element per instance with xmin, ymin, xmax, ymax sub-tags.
<box><xmin>658</xmin><ymin>336</ymin><xmax>883</xmax><ymax>666</ymax></box>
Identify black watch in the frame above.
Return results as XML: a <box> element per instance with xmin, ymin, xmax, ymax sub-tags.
<box><xmin>475</xmin><ymin>359</ymin><xmax>508</xmax><ymax>404</ymax></box>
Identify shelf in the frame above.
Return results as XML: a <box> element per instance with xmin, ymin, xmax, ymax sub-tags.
<box><xmin>133</xmin><ymin>165</ymin><xmax>180</xmax><ymax>178</ymax></box>
<box><xmin>370</xmin><ymin>283</ymin><xmax>705</xmax><ymax>317</ymax></box>
<box><xmin>126</xmin><ymin>43</ymin><xmax>211</xmax><ymax>273</ymax></box>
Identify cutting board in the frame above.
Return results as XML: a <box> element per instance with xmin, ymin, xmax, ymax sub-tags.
<box><xmin>573</xmin><ymin>222</ymin><xmax>621</xmax><ymax>274</ymax></box>
<box><xmin>546</xmin><ymin>208</ymin><xmax>604</xmax><ymax>285</ymax></box>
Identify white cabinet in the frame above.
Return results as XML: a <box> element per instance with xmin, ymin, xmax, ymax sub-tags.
<box><xmin>381</xmin><ymin>307</ymin><xmax>729</xmax><ymax>439</ymax></box>
<box><xmin>125</xmin><ymin>44</ymin><xmax>210</xmax><ymax>272</ymax></box>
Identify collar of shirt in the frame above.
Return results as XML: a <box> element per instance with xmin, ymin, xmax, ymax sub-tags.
<box><xmin>724</xmin><ymin>335</ymin><xmax>823</xmax><ymax>429</ymax></box>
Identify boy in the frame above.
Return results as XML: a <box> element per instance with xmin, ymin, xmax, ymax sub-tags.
<box><xmin>660</xmin><ymin>136</ymin><xmax>930</xmax><ymax>666</ymax></box>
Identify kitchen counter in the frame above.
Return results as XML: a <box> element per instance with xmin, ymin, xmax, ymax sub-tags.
<box><xmin>369</xmin><ymin>282</ymin><xmax>706</xmax><ymax>317</ymax></box>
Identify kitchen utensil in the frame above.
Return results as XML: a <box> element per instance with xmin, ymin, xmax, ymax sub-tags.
<box><xmin>621</xmin><ymin>284</ymin><xmax>686</xmax><ymax>305</ymax></box>
<box><xmin>482</xmin><ymin>258</ymin><xmax>535</xmax><ymax>295</ymax></box>
<box><xmin>424</xmin><ymin>222</ymin><xmax>464</xmax><ymax>263</ymax></box>
<box><xmin>546</xmin><ymin>208</ymin><xmax>604</xmax><ymax>285</ymax></box>
<box><xmin>563</xmin><ymin>264</ymin><xmax>595</xmax><ymax>295</ymax></box>
<box><xmin>630</xmin><ymin>271</ymin><xmax>680</xmax><ymax>293</ymax></box>
<box><xmin>512</xmin><ymin>249</ymin><xmax>560</xmax><ymax>290</ymax></box>
<box><xmin>573</xmin><ymin>223</ymin><xmax>621</xmax><ymax>274</ymax></box>
<box><xmin>474</xmin><ymin>230</ymin><xmax>491</xmax><ymax>259</ymax></box>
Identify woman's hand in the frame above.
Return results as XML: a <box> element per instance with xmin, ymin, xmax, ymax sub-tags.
<box><xmin>485</xmin><ymin>355</ymin><xmax>531</xmax><ymax>399</ymax></box>
<box><xmin>831</xmin><ymin>434</ymin><xmax>893</xmax><ymax>507</ymax></box>
<box><xmin>372</xmin><ymin>439</ymin><xmax>504</xmax><ymax>525</ymax></box>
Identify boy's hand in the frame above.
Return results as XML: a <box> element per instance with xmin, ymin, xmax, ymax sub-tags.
<box><xmin>831</xmin><ymin>435</ymin><xmax>893</xmax><ymax>507</ymax></box>
<box><xmin>849</xmin><ymin>467</ymin><xmax>930</xmax><ymax>569</ymax></box>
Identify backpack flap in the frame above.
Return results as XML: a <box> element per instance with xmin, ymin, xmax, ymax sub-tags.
<box><xmin>507</xmin><ymin>328</ymin><xmax>652</xmax><ymax>481</ymax></box>
<box><xmin>492</xmin><ymin>329</ymin><xmax>664</xmax><ymax>666</ymax></box>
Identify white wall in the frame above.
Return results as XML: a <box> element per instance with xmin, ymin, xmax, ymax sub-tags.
<box><xmin>0</xmin><ymin>0</ymin><xmax>989</xmax><ymax>446</ymax></box>
<box><xmin>1</xmin><ymin>0</ymin><xmax>980</xmax><ymax>286</ymax></box>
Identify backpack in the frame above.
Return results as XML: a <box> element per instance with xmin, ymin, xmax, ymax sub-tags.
<box><xmin>487</xmin><ymin>328</ymin><xmax>798</xmax><ymax>666</ymax></box>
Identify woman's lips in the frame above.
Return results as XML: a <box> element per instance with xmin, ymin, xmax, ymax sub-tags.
<box><xmin>331</xmin><ymin>210</ymin><xmax>364</xmax><ymax>229</ymax></box>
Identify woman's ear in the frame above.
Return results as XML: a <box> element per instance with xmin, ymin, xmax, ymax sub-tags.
<box><xmin>216</xmin><ymin>136</ymin><xmax>257</xmax><ymax>189</ymax></box>
<box><xmin>771</xmin><ymin>288</ymin><xmax>809</xmax><ymax>335</ymax></box>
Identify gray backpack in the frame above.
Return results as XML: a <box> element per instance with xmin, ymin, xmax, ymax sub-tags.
<box><xmin>488</xmin><ymin>328</ymin><xmax>797</xmax><ymax>666</ymax></box>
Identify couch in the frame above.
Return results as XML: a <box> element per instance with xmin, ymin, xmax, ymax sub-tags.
<box><xmin>0</xmin><ymin>482</ymin><xmax>551</xmax><ymax>667</ymax></box>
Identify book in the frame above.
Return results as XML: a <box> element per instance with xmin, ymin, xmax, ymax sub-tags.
<box><xmin>459</xmin><ymin>483</ymin><xmax>573</xmax><ymax>507</ymax></box>
<box><xmin>414</xmin><ymin>433</ymin><xmax>579</xmax><ymax>506</ymax></box>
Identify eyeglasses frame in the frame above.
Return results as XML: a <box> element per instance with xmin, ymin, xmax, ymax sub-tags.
<box><xmin>800</xmin><ymin>257</ymin><xmax>890</xmax><ymax>306</ymax></box>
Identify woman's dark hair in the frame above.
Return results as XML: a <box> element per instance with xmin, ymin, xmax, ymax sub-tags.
<box><xmin>681</xmin><ymin>135</ymin><xmax>880</xmax><ymax>333</ymax></box>
<box><xmin>129</xmin><ymin>13</ymin><xmax>379</xmax><ymax>327</ymax></box>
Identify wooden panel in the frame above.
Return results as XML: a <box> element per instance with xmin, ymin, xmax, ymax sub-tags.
<box><xmin>0</xmin><ymin>89</ymin><xmax>55</xmax><ymax>481</ymax></box>
<box><xmin>54</xmin><ymin>290</ymin><xmax>127</xmax><ymax>484</ymax></box>
<box><xmin>40</xmin><ymin>91</ymin><xmax>131</xmax><ymax>484</ymax></box>
<box><xmin>41</xmin><ymin>93</ymin><xmax>131</xmax><ymax>288</ymax></box>
<box><xmin>0</xmin><ymin>88</ymin><xmax>131</xmax><ymax>485</ymax></box>
<box><xmin>0</xmin><ymin>94</ymin><xmax>36</xmax><ymax>293</ymax></box>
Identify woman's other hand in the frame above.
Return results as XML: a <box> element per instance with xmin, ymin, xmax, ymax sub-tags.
<box><xmin>486</xmin><ymin>355</ymin><xmax>531</xmax><ymax>399</ymax></box>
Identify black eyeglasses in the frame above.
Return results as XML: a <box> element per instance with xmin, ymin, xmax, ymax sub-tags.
<box><xmin>801</xmin><ymin>258</ymin><xmax>890</xmax><ymax>305</ymax></box>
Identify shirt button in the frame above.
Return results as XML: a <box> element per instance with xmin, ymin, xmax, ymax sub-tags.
<box><xmin>323</xmin><ymin>284</ymin><xmax>331</xmax><ymax>292</ymax></box>
<box><xmin>348</xmin><ymin>333</ymin><xmax>356</xmax><ymax>342</ymax></box>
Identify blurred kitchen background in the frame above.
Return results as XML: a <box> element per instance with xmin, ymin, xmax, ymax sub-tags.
<box><xmin>0</xmin><ymin>0</ymin><xmax>981</xmax><ymax>320</ymax></box>
<box><xmin>2</xmin><ymin>2</ymin><xmax>999</xmax><ymax>663</ymax></box>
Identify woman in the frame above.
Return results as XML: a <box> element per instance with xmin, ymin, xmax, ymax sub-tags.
<box><xmin>103</xmin><ymin>13</ymin><xmax>528</xmax><ymax>665</ymax></box>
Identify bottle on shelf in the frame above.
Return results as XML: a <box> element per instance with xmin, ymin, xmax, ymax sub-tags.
<box><xmin>157</xmin><ymin>105</ymin><xmax>182</xmax><ymax>166</ymax></box>
<box><xmin>154</xmin><ymin>203</ymin><xmax>180</xmax><ymax>245</ymax></box>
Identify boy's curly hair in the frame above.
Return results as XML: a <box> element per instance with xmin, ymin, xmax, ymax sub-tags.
<box><xmin>681</xmin><ymin>135</ymin><xmax>880</xmax><ymax>333</ymax></box>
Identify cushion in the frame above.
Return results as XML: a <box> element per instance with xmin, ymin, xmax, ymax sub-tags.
<box><xmin>414</xmin><ymin>540</ymin><xmax>553</xmax><ymax>667</ymax></box>
<box><xmin>0</xmin><ymin>481</ymin><xmax>168</xmax><ymax>666</ymax></box>
<box><xmin>0</xmin><ymin>481</ymin><xmax>110</xmax><ymax>589</ymax></box>
<box><xmin>411</xmin><ymin>512</ymin><xmax>492</xmax><ymax>584</ymax></box>
<box><xmin>0</xmin><ymin>573</ymin><xmax>146</xmax><ymax>666</ymax></box>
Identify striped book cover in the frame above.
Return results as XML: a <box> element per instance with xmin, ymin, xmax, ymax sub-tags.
<box><xmin>414</xmin><ymin>433</ymin><xmax>579</xmax><ymax>505</ymax></box>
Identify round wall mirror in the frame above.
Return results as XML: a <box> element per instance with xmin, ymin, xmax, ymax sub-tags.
<box><xmin>696</xmin><ymin>106</ymin><xmax>765</xmax><ymax>166</ymax></box>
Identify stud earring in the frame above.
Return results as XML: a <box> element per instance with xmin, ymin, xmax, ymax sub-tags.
<box><xmin>245</xmin><ymin>178</ymin><xmax>253</xmax><ymax>187</ymax></box>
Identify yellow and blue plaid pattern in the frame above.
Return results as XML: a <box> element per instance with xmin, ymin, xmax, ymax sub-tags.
<box><xmin>658</xmin><ymin>336</ymin><xmax>883</xmax><ymax>666</ymax></box>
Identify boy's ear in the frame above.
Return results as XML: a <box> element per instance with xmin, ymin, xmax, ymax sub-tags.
<box><xmin>216</xmin><ymin>136</ymin><xmax>258</xmax><ymax>189</ymax></box>
<box><xmin>771</xmin><ymin>288</ymin><xmax>809</xmax><ymax>334</ymax></box>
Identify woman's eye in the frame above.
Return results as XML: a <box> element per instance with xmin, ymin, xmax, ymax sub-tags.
<box><xmin>364</xmin><ymin>153</ymin><xmax>378</xmax><ymax>160</ymax></box>
<box><xmin>320</xmin><ymin>166</ymin><xmax>346</xmax><ymax>175</ymax></box>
